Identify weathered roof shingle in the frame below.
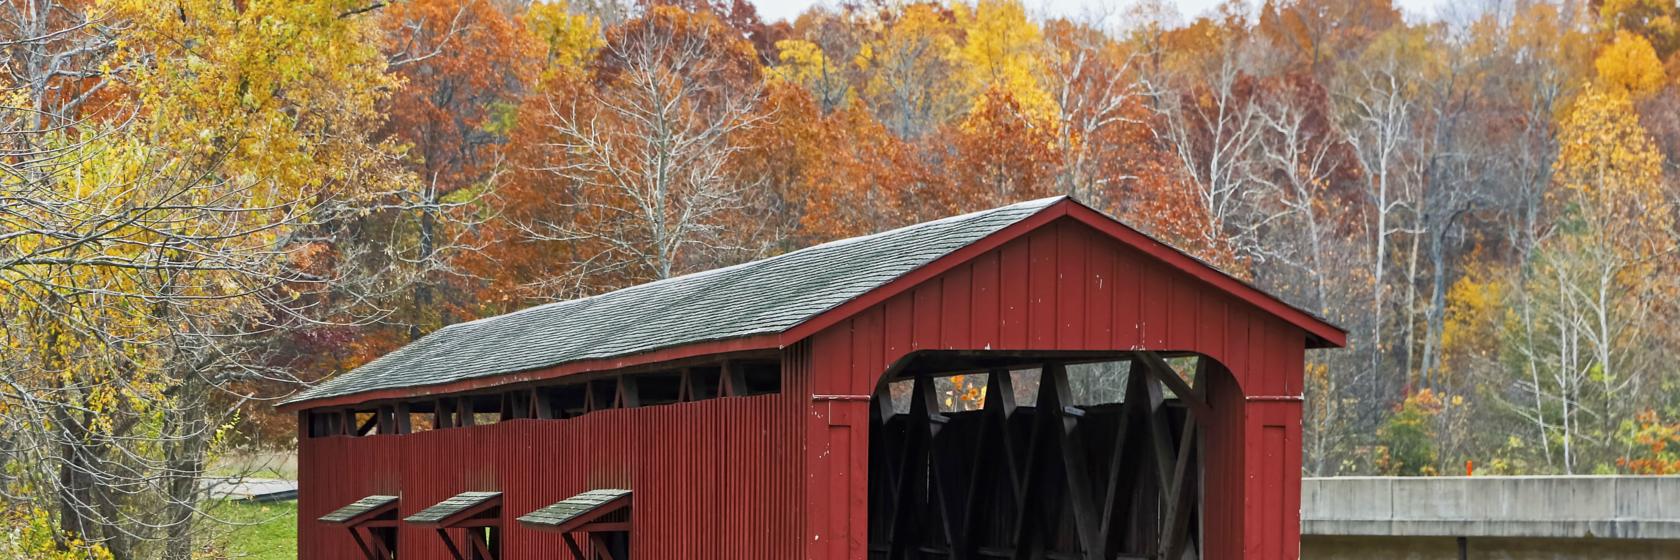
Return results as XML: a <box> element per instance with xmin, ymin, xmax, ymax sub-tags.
<box><xmin>517</xmin><ymin>488</ymin><xmax>631</xmax><ymax>530</ymax></box>
<box><xmin>318</xmin><ymin>495</ymin><xmax>398</xmax><ymax>524</ymax></box>
<box><xmin>404</xmin><ymin>491</ymin><xmax>501</xmax><ymax>525</ymax></box>
<box><xmin>285</xmin><ymin>197</ymin><xmax>1063</xmax><ymax>406</ymax></box>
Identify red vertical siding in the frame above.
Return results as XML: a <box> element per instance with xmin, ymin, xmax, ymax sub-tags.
<box><xmin>802</xmin><ymin>216</ymin><xmax>1309</xmax><ymax>560</ymax></box>
<box><xmin>297</xmin><ymin>344</ymin><xmax>809</xmax><ymax>560</ymax></box>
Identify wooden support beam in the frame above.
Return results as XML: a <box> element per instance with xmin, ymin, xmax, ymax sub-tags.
<box><xmin>459</xmin><ymin>397</ymin><xmax>476</xmax><ymax>427</ymax></box>
<box><xmin>1143</xmin><ymin>371</ymin><xmax>1178</xmax><ymax>494</ymax></box>
<box><xmin>1009</xmin><ymin>367</ymin><xmax>1059</xmax><ymax>560</ymax></box>
<box><xmin>563</xmin><ymin>533</ymin><xmax>587</xmax><ymax>559</ymax></box>
<box><xmin>955</xmin><ymin>369</ymin><xmax>1019</xmax><ymax>559</ymax></box>
<box><xmin>367</xmin><ymin>528</ymin><xmax>394</xmax><ymax>560</ymax></box>
<box><xmin>871</xmin><ymin>382</ymin><xmax>896</xmax><ymax>424</ymax></box>
<box><xmin>395</xmin><ymin>402</ymin><xmax>412</xmax><ymax>434</ymax></box>
<box><xmin>615</xmin><ymin>375</ymin><xmax>641</xmax><ymax>408</ymax></box>
<box><xmin>870</xmin><ymin>382</ymin><xmax>903</xmax><ymax>527</ymax></box>
<box><xmin>438</xmin><ymin>528</ymin><xmax>467</xmax><ymax>560</ymax></box>
<box><xmin>1133</xmin><ymin>352</ymin><xmax>1209</xmax><ymax>416</ymax></box>
<box><xmin>887</xmin><ymin>375</ymin><xmax>948</xmax><ymax>560</ymax></box>
<box><xmin>536</xmin><ymin>390</ymin><xmax>557</xmax><ymax>420</ymax></box>
<box><xmin>1099</xmin><ymin>362</ymin><xmax>1148</xmax><ymax>556</ymax></box>
<box><xmin>376</xmin><ymin>406</ymin><xmax>395</xmax><ymax>435</ymax></box>
<box><xmin>590</xmin><ymin>533</ymin><xmax>617</xmax><ymax>560</ymax></box>
<box><xmin>434</xmin><ymin>399</ymin><xmax>450</xmax><ymax>429</ymax></box>
<box><xmin>868</xmin><ymin>359</ymin><xmax>1208</xmax><ymax>560</ymax></box>
<box><xmin>677</xmin><ymin>368</ymin><xmax>693</xmax><ymax>402</ymax></box>
<box><xmin>1045</xmin><ymin>363</ymin><xmax>1103</xmax><ymax>558</ymax></box>
<box><xmin>471</xmin><ymin>527</ymin><xmax>495</xmax><ymax>560</ymax></box>
<box><xmin>512</xmin><ymin>389</ymin><xmax>533</xmax><ymax>419</ymax></box>
<box><xmin>720</xmin><ymin>361</ymin><xmax>746</xmax><ymax>397</ymax></box>
<box><xmin>1160</xmin><ymin>415</ymin><xmax>1199</xmax><ymax>560</ymax></box>
<box><xmin>917</xmin><ymin>374</ymin><xmax>960</xmax><ymax>552</ymax></box>
<box><xmin>355</xmin><ymin>412</ymin><xmax>377</xmax><ymax>436</ymax></box>
<box><xmin>349</xmin><ymin>527</ymin><xmax>376</xmax><ymax>560</ymax></box>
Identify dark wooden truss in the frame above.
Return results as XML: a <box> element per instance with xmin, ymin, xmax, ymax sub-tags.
<box><xmin>869</xmin><ymin>352</ymin><xmax>1209</xmax><ymax>560</ymax></box>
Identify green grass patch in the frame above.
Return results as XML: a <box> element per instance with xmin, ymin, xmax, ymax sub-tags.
<box><xmin>210</xmin><ymin>500</ymin><xmax>297</xmax><ymax>560</ymax></box>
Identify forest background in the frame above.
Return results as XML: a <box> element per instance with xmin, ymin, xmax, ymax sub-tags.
<box><xmin>2</xmin><ymin>0</ymin><xmax>1679</xmax><ymax>557</ymax></box>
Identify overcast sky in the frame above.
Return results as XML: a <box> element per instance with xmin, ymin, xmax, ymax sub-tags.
<box><xmin>750</xmin><ymin>0</ymin><xmax>1458</xmax><ymax>26</ymax></box>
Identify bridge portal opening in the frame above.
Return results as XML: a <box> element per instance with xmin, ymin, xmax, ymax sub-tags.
<box><xmin>867</xmin><ymin>351</ymin><xmax>1214</xmax><ymax>559</ymax></box>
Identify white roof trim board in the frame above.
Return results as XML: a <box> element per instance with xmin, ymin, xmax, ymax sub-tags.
<box><xmin>284</xmin><ymin>197</ymin><xmax>1064</xmax><ymax>406</ymax></box>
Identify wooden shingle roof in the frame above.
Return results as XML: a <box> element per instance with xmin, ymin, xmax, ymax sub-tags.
<box><xmin>318</xmin><ymin>495</ymin><xmax>398</xmax><ymax>524</ymax></box>
<box><xmin>517</xmin><ymin>488</ymin><xmax>631</xmax><ymax>531</ymax></box>
<box><xmin>283</xmin><ymin>197</ymin><xmax>1063</xmax><ymax>407</ymax></box>
<box><xmin>404</xmin><ymin>491</ymin><xmax>501</xmax><ymax>525</ymax></box>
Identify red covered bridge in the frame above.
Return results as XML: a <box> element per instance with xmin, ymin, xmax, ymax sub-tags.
<box><xmin>280</xmin><ymin>196</ymin><xmax>1345</xmax><ymax>560</ymax></box>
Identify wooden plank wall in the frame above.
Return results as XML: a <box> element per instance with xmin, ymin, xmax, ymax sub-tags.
<box><xmin>295</xmin><ymin>343</ymin><xmax>810</xmax><ymax>559</ymax></box>
<box><xmin>804</xmin><ymin>217</ymin><xmax>1310</xmax><ymax>559</ymax></box>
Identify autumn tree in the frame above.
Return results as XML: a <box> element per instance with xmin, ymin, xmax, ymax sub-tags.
<box><xmin>1597</xmin><ymin>0</ymin><xmax>1680</xmax><ymax>59</ymax></box>
<box><xmin>1149</xmin><ymin>11</ymin><xmax>1265</xmax><ymax>267</ymax></box>
<box><xmin>1259</xmin><ymin>0</ymin><xmax>1401</xmax><ymax>73</ymax></box>
<box><xmin>374</xmin><ymin>0</ymin><xmax>536</xmax><ymax>340</ymax></box>
<box><xmin>955</xmin><ymin>0</ymin><xmax>1056</xmax><ymax>117</ymax></box>
<box><xmin>1595</xmin><ymin>29</ymin><xmax>1667</xmax><ymax>96</ymax></box>
<box><xmin>854</xmin><ymin>2</ymin><xmax>969</xmax><ymax>137</ymax></box>
<box><xmin>945</xmin><ymin>87</ymin><xmax>1062</xmax><ymax>210</ymax></box>
<box><xmin>773</xmin><ymin>8</ymin><xmax>865</xmax><ymax>113</ymax></box>
<box><xmin>509</xmin><ymin>6</ymin><xmax>768</xmax><ymax>293</ymax></box>
<box><xmin>1505</xmin><ymin>86</ymin><xmax>1675</xmax><ymax>473</ymax></box>
<box><xmin>0</xmin><ymin>0</ymin><xmax>401</xmax><ymax>557</ymax></box>
<box><xmin>1043</xmin><ymin>18</ymin><xmax>1155</xmax><ymax>204</ymax></box>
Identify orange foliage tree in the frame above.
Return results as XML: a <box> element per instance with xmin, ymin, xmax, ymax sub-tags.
<box><xmin>493</xmin><ymin>6</ymin><xmax>769</xmax><ymax>302</ymax></box>
<box><xmin>1618</xmin><ymin>410</ymin><xmax>1680</xmax><ymax>474</ymax></box>
<box><xmin>945</xmin><ymin>87</ymin><xmax>1062</xmax><ymax>211</ymax></box>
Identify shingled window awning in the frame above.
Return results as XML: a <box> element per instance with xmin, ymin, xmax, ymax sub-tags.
<box><xmin>404</xmin><ymin>491</ymin><xmax>502</xmax><ymax>527</ymax></box>
<box><xmin>409</xmin><ymin>492</ymin><xmax>505</xmax><ymax>560</ymax></box>
<box><xmin>519</xmin><ymin>489</ymin><xmax>632</xmax><ymax>559</ymax></box>
<box><xmin>518</xmin><ymin>488</ymin><xmax>632</xmax><ymax>533</ymax></box>
<box><xmin>320</xmin><ymin>495</ymin><xmax>401</xmax><ymax>560</ymax></box>
<box><xmin>320</xmin><ymin>495</ymin><xmax>400</xmax><ymax>525</ymax></box>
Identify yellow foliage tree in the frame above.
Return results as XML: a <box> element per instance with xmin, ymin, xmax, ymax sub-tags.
<box><xmin>955</xmin><ymin>0</ymin><xmax>1056</xmax><ymax>119</ymax></box>
<box><xmin>854</xmin><ymin>2</ymin><xmax>967</xmax><ymax>136</ymax></box>
<box><xmin>2</xmin><ymin>0</ymin><xmax>401</xmax><ymax>554</ymax></box>
<box><xmin>1440</xmin><ymin>261</ymin><xmax>1505</xmax><ymax>370</ymax></box>
<box><xmin>1595</xmin><ymin>30</ymin><xmax>1667</xmax><ymax>96</ymax></box>
<box><xmin>525</xmin><ymin>1</ymin><xmax>605</xmax><ymax>79</ymax></box>
<box><xmin>770</xmin><ymin>38</ymin><xmax>851</xmax><ymax>107</ymax></box>
<box><xmin>1599</xmin><ymin>0</ymin><xmax>1680</xmax><ymax>58</ymax></box>
<box><xmin>1553</xmin><ymin>86</ymin><xmax>1671</xmax><ymax>246</ymax></box>
<box><xmin>1505</xmin><ymin>85</ymin><xmax>1676</xmax><ymax>474</ymax></box>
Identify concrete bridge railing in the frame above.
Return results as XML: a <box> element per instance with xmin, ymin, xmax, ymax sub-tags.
<box><xmin>1301</xmin><ymin>476</ymin><xmax>1680</xmax><ymax>559</ymax></box>
<box><xmin>1302</xmin><ymin>475</ymin><xmax>1680</xmax><ymax>539</ymax></box>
